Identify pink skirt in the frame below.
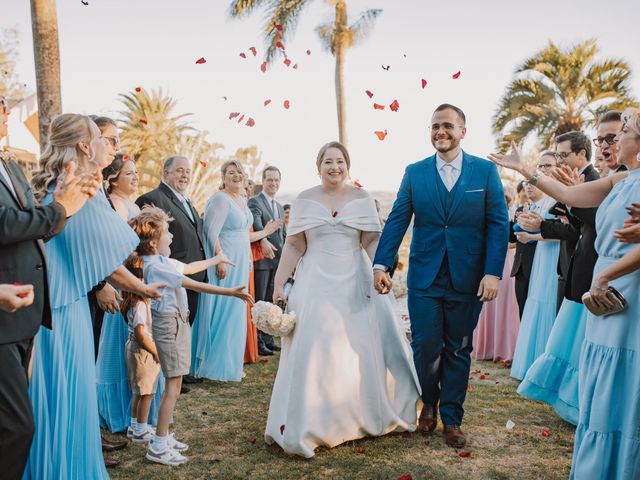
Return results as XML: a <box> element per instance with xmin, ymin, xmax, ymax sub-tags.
<box><xmin>472</xmin><ymin>248</ymin><xmax>520</xmax><ymax>362</ymax></box>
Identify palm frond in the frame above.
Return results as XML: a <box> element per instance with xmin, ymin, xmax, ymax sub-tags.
<box><xmin>349</xmin><ymin>8</ymin><xmax>382</xmax><ymax>46</ymax></box>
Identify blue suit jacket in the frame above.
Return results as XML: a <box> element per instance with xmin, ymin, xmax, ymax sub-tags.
<box><xmin>374</xmin><ymin>152</ymin><xmax>509</xmax><ymax>294</ymax></box>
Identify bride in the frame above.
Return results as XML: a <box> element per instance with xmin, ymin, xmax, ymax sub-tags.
<box><xmin>265</xmin><ymin>141</ymin><xmax>421</xmax><ymax>457</ymax></box>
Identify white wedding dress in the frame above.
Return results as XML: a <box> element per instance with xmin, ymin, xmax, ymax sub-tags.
<box><xmin>265</xmin><ymin>196</ymin><xmax>421</xmax><ymax>458</ymax></box>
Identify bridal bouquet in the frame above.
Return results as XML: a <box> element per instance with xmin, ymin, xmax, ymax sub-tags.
<box><xmin>251</xmin><ymin>301</ymin><xmax>297</xmax><ymax>337</ymax></box>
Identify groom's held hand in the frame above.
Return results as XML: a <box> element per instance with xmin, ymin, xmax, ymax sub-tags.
<box><xmin>477</xmin><ymin>275</ymin><xmax>500</xmax><ymax>302</ymax></box>
<box><xmin>373</xmin><ymin>269</ymin><xmax>392</xmax><ymax>295</ymax></box>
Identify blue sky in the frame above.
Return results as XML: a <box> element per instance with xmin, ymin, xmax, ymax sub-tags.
<box><xmin>3</xmin><ymin>0</ymin><xmax>638</xmax><ymax>194</ymax></box>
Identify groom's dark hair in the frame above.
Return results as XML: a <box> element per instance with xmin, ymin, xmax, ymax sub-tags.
<box><xmin>434</xmin><ymin>103</ymin><xmax>466</xmax><ymax>125</ymax></box>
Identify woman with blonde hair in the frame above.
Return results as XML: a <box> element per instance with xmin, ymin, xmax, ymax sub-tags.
<box><xmin>24</xmin><ymin>114</ymin><xmax>161</xmax><ymax>479</ymax></box>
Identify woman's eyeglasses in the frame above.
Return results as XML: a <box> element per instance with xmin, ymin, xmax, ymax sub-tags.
<box><xmin>592</xmin><ymin>134</ymin><xmax>617</xmax><ymax>147</ymax></box>
<box><xmin>103</xmin><ymin>136</ymin><xmax>120</xmax><ymax>147</ymax></box>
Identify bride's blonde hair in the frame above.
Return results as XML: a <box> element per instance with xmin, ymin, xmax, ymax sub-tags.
<box><xmin>315</xmin><ymin>141</ymin><xmax>351</xmax><ymax>172</ymax></box>
<box><xmin>32</xmin><ymin>114</ymin><xmax>96</xmax><ymax>201</ymax></box>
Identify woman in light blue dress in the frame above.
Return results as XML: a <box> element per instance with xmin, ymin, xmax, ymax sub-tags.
<box><xmin>96</xmin><ymin>155</ymin><xmax>164</xmax><ymax>432</ymax></box>
<box><xmin>191</xmin><ymin>160</ymin><xmax>252</xmax><ymax>381</ymax></box>
<box><xmin>24</xmin><ymin>114</ymin><xmax>140</xmax><ymax>479</ymax></box>
<box><xmin>510</xmin><ymin>191</ymin><xmax>560</xmax><ymax>380</ymax></box>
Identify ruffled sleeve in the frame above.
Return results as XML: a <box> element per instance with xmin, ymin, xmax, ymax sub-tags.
<box><xmin>339</xmin><ymin>196</ymin><xmax>382</xmax><ymax>233</ymax></box>
<box><xmin>42</xmin><ymin>192</ymin><xmax>139</xmax><ymax>309</ymax></box>
<box><xmin>203</xmin><ymin>192</ymin><xmax>230</xmax><ymax>257</ymax></box>
<box><xmin>287</xmin><ymin>196</ymin><xmax>382</xmax><ymax>235</ymax></box>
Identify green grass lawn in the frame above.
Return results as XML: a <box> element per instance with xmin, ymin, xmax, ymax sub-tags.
<box><xmin>106</xmin><ymin>354</ymin><xmax>574</xmax><ymax>479</ymax></box>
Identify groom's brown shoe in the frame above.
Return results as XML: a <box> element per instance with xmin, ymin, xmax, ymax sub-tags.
<box><xmin>443</xmin><ymin>425</ymin><xmax>466</xmax><ymax>448</ymax></box>
<box><xmin>418</xmin><ymin>405</ymin><xmax>437</xmax><ymax>435</ymax></box>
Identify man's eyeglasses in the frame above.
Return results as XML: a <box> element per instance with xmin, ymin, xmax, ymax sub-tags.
<box><xmin>554</xmin><ymin>151</ymin><xmax>575</xmax><ymax>160</ymax></box>
<box><xmin>593</xmin><ymin>134</ymin><xmax>617</xmax><ymax>147</ymax></box>
<box><xmin>103</xmin><ymin>136</ymin><xmax>120</xmax><ymax>147</ymax></box>
<box><xmin>537</xmin><ymin>163</ymin><xmax>555</xmax><ymax>170</ymax></box>
<box><xmin>429</xmin><ymin>123</ymin><xmax>463</xmax><ymax>132</ymax></box>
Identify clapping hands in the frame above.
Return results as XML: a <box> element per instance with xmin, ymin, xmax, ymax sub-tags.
<box><xmin>614</xmin><ymin>203</ymin><xmax>640</xmax><ymax>243</ymax></box>
<box><xmin>487</xmin><ymin>141</ymin><xmax>526</xmax><ymax>173</ymax></box>
<box><xmin>552</xmin><ymin>165</ymin><xmax>585</xmax><ymax>186</ymax></box>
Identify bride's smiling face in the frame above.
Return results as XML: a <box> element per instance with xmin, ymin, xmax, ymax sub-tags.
<box><xmin>319</xmin><ymin>147</ymin><xmax>349</xmax><ymax>185</ymax></box>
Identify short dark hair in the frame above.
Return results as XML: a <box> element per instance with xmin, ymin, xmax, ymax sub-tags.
<box><xmin>598</xmin><ymin>110</ymin><xmax>622</xmax><ymax>124</ymax></box>
<box><xmin>283</xmin><ymin>204</ymin><xmax>291</xmax><ymax>211</ymax></box>
<box><xmin>434</xmin><ymin>103</ymin><xmax>466</xmax><ymax>125</ymax></box>
<box><xmin>89</xmin><ymin>115</ymin><xmax>117</xmax><ymax>131</ymax></box>
<box><xmin>555</xmin><ymin>131</ymin><xmax>592</xmax><ymax>162</ymax></box>
<box><xmin>262</xmin><ymin>165</ymin><xmax>281</xmax><ymax>180</ymax></box>
<box><xmin>516</xmin><ymin>181</ymin><xmax>525</xmax><ymax>194</ymax></box>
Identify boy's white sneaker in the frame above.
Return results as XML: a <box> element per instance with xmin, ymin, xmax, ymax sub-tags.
<box><xmin>146</xmin><ymin>444</ymin><xmax>188</xmax><ymax>466</ymax></box>
<box><xmin>168</xmin><ymin>432</ymin><xmax>189</xmax><ymax>452</ymax></box>
<box><xmin>132</xmin><ymin>429</ymin><xmax>155</xmax><ymax>444</ymax></box>
<box><xmin>126</xmin><ymin>426</ymin><xmax>134</xmax><ymax>439</ymax></box>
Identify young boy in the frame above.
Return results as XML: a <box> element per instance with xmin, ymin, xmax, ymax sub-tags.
<box><xmin>128</xmin><ymin>206</ymin><xmax>253</xmax><ymax>466</ymax></box>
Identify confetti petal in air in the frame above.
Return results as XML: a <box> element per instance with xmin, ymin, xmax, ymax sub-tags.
<box><xmin>195</xmin><ymin>57</ymin><xmax>207</xmax><ymax>64</ymax></box>
<box><xmin>81</xmin><ymin>0</ymin><xmax>88</xmax><ymax>4</ymax></box>
<box><xmin>365</xmin><ymin>90</ymin><xmax>374</xmax><ymax>98</ymax></box>
<box><xmin>421</xmin><ymin>79</ymin><xmax>427</xmax><ymax>89</ymax></box>
<box><xmin>283</xmin><ymin>100</ymin><xmax>290</xmax><ymax>109</ymax></box>
<box><xmin>401</xmin><ymin>431</ymin><xmax>411</xmax><ymax>438</ymax></box>
<box><xmin>139</xmin><ymin>119</ymin><xmax>148</xmax><ymax>125</ymax></box>
<box><xmin>374</xmin><ymin>130</ymin><xmax>388</xmax><ymax>141</ymax></box>
<box><xmin>229</xmin><ymin>112</ymin><xmax>241</xmax><ymax>120</ymax></box>
<box><xmin>306</xmin><ymin>49</ymin><xmax>311</xmax><ymax>55</ymax></box>
<box><xmin>452</xmin><ymin>71</ymin><xmax>461</xmax><ymax>79</ymax></box>
<box><xmin>260</xmin><ymin>62</ymin><xmax>267</xmax><ymax>73</ymax></box>
<box><xmin>280</xmin><ymin>424</ymin><xmax>285</xmax><ymax>435</ymax></box>
<box><xmin>123</xmin><ymin>154</ymin><xmax>130</xmax><ymax>160</ymax></box>
<box><xmin>276</xmin><ymin>41</ymin><xmax>285</xmax><ymax>50</ymax></box>
<box><xmin>273</xmin><ymin>23</ymin><xmax>283</xmax><ymax>31</ymax></box>
<box><xmin>135</xmin><ymin>87</ymin><xmax>141</xmax><ymax>92</ymax></box>
<box><xmin>264</xmin><ymin>99</ymin><xmax>272</xmax><ymax>107</ymax></box>
<box><xmin>239</xmin><ymin>52</ymin><xmax>246</xmax><ymax>59</ymax></box>
<box><xmin>373</xmin><ymin>103</ymin><xmax>385</xmax><ymax>110</ymax></box>
<box><xmin>246</xmin><ymin>117</ymin><xmax>255</xmax><ymax>127</ymax></box>
<box><xmin>390</xmin><ymin>99</ymin><xmax>399</xmax><ymax>112</ymax></box>
<box><xmin>381</xmin><ymin>65</ymin><xmax>390</xmax><ymax>71</ymax></box>
<box><xmin>284</xmin><ymin>58</ymin><xmax>291</xmax><ymax>67</ymax></box>
<box><xmin>249</xmin><ymin>46</ymin><xmax>257</xmax><ymax>56</ymax></box>
<box><xmin>293</xmin><ymin>63</ymin><xmax>298</xmax><ymax>69</ymax></box>
<box><xmin>354</xmin><ymin>180</ymin><xmax>363</xmax><ymax>189</ymax></box>
<box><xmin>276</xmin><ymin>32</ymin><xmax>284</xmax><ymax>40</ymax></box>
<box><xmin>237</xmin><ymin>114</ymin><xmax>245</xmax><ymax>123</ymax></box>
<box><xmin>199</xmin><ymin>161</ymin><xmax>207</xmax><ymax>168</ymax></box>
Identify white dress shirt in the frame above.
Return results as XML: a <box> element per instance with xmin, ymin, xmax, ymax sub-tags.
<box><xmin>163</xmin><ymin>180</ymin><xmax>195</xmax><ymax>222</ymax></box>
<box><xmin>436</xmin><ymin>150</ymin><xmax>463</xmax><ymax>191</ymax></box>
<box><xmin>262</xmin><ymin>191</ymin><xmax>279</xmax><ymax>220</ymax></box>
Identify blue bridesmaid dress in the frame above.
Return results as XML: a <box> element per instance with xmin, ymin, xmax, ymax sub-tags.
<box><xmin>191</xmin><ymin>192</ymin><xmax>252</xmax><ymax>381</ymax></box>
<box><xmin>510</xmin><ymin>196</ymin><xmax>560</xmax><ymax>380</ymax></box>
<box><xmin>23</xmin><ymin>191</ymin><xmax>139</xmax><ymax>480</ymax></box>
<box><xmin>517</xmin><ymin>299</ymin><xmax>586</xmax><ymax>424</ymax></box>
<box><xmin>570</xmin><ymin>168</ymin><xmax>640</xmax><ymax>479</ymax></box>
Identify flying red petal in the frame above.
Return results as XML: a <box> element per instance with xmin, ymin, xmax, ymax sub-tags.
<box><xmin>452</xmin><ymin>71</ymin><xmax>461</xmax><ymax>79</ymax></box>
<box><xmin>276</xmin><ymin>41</ymin><xmax>285</xmax><ymax>50</ymax></box>
<box><xmin>264</xmin><ymin>99</ymin><xmax>272</xmax><ymax>107</ymax></box>
<box><xmin>381</xmin><ymin>65</ymin><xmax>390</xmax><ymax>71</ymax></box>
<box><xmin>365</xmin><ymin>90</ymin><xmax>374</xmax><ymax>98</ymax></box>
<box><xmin>280</xmin><ymin>424</ymin><xmax>285</xmax><ymax>435</ymax></box>
<box><xmin>195</xmin><ymin>57</ymin><xmax>207</xmax><ymax>64</ymax></box>
<box><xmin>277</xmin><ymin>33</ymin><xmax>283</xmax><ymax>40</ymax></box>
<box><xmin>249</xmin><ymin>46</ymin><xmax>257</xmax><ymax>56</ymax></box>
<box><xmin>199</xmin><ymin>161</ymin><xmax>207</xmax><ymax>168</ymax></box>
<box><xmin>229</xmin><ymin>112</ymin><xmax>241</xmax><ymax>120</ymax></box>
<box><xmin>284</xmin><ymin>58</ymin><xmax>291</xmax><ymax>67</ymax></box>
<box><xmin>293</xmin><ymin>63</ymin><xmax>298</xmax><ymax>69</ymax></box>
<box><xmin>139</xmin><ymin>119</ymin><xmax>148</xmax><ymax>125</ymax></box>
<box><xmin>373</xmin><ymin>103</ymin><xmax>385</xmax><ymax>110</ymax></box>
<box><xmin>390</xmin><ymin>99</ymin><xmax>399</xmax><ymax>112</ymax></box>
<box><xmin>246</xmin><ymin>117</ymin><xmax>255</xmax><ymax>127</ymax></box>
<box><xmin>306</xmin><ymin>49</ymin><xmax>311</xmax><ymax>55</ymax></box>
<box><xmin>458</xmin><ymin>451</ymin><xmax>472</xmax><ymax>458</ymax></box>
<box><xmin>283</xmin><ymin>100</ymin><xmax>290</xmax><ymax>109</ymax></box>
<box><xmin>123</xmin><ymin>154</ymin><xmax>130</xmax><ymax>160</ymax></box>
<box><xmin>355</xmin><ymin>447</ymin><xmax>365</xmax><ymax>454</ymax></box>
<box><xmin>421</xmin><ymin>79</ymin><xmax>427</xmax><ymax>89</ymax></box>
<box><xmin>240</xmin><ymin>52</ymin><xmax>247</xmax><ymax>59</ymax></box>
<box><xmin>237</xmin><ymin>114</ymin><xmax>245</xmax><ymax>123</ymax></box>
<box><xmin>374</xmin><ymin>130</ymin><xmax>387</xmax><ymax>141</ymax></box>
<box><xmin>274</xmin><ymin>23</ymin><xmax>283</xmax><ymax>31</ymax></box>
<box><xmin>260</xmin><ymin>62</ymin><xmax>267</xmax><ymax>73</ymax></box>
<box><xmin>354</xmin><ymin>180</ymin><xmax>363</xmax><ymax>188</ymax></box>
<box><xmin>135</xmin><ymin>87</ymin><xmax>141</xmax><ymax>93</ymax></box>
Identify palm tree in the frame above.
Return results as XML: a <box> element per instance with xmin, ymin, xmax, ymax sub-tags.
<box><xmin>180</xmin><ymin>131</ymin><xmax>225</xmax><ymax>214</ymax></box>
<box><xmin>118</xmin><ymin>88</ymin><xmax>193</xmax><ymax>193</ymax></box>
<box><xmin>229</xmin><ymin>0</ymin><xmax>382</xmax><ymax>146</ymax></box>
<box><xmin>230</xmin><ymin>145</ymin><xmax>267</xmax><ymax>181</ymax></box>
<box><xmin>30</xmin><ymin>0</ymin><xmax>62</xmax><ymax>150</ymax></box>
<box><xmin>493</xmin><ymin>39</ymin><xmax>638</xmax><ymax>152</ymax></box>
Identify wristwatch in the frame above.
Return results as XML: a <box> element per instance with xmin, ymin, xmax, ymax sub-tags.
<box><xmin>528</xmin><ymin>172</ymin><xmax>540</xmax><ymax>186</ymax></box>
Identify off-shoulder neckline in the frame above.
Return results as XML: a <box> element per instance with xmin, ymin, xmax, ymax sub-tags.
<box><xmin>296</xmin><ymin>197</ymin><xmax>371</xmax><ymax>216</ymax></box>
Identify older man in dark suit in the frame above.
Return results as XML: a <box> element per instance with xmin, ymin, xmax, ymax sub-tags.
<box><xmin>248</xmin><ymin>166</ymin><xmax>286</xmax><ymax>355</ymax></box>
<box><xmin>136</xmin><ymin>156</ymin><xmax>206</xmax><ymax>386</ymax></box>
<box><xmin>0</xmin><ymin>95</ymin><xmax>100</xmax><ymax>480</ymax></box>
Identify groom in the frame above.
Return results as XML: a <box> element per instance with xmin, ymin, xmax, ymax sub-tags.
<box><xmin>373</xmin><ymin>104</ymin><xmax>509</xmax><ymax>448</ymax></box>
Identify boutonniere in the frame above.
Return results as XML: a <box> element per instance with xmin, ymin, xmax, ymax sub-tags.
<box><xmin>0</xmin><ymin>148</ymin><xmax>17</xmax><ymax>165</ymax></box>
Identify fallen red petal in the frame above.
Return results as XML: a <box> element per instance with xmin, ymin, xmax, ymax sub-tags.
<box><xmin>458</xmin><ymin>451</ymin><xmax>472</xmax><ymax>458</ymax></box>
<box><xmin>135</xmin><ymin>87</ymin><xmax>141</xmax><ymax>93</ymax></box>
<box><xmin>249</xmin><ymin>46</ymin><xmax>257</xmax><ymax>56</ymax></box>
<box><xmin>259</xmin><ymin>358</ymin><xmax>268</xmax><ymax>364</ymax></box>
<box><xmin>280</xmin><ymin>424</ymin><xmax>285</xmax><ymax>435</ymax></box>
<box><xmin>195</xmin><ymin>57</ymin><xmax>207</xmax><ymax>64</ymax></box>
<box><xmin>398</xmin><ymin>476</ymin><xmax>412</xmax><ymax>480</ymax></box>
<box><xmin>452</xmin><ymin>71</ymin><xmax>461</xmax><ymax>79</ymax></box>
<box><xmin>541</xmin><ymin>428</ymin><xmax>551</xmax><ymax>437</ymax></box>
<box><xmin>246</xmin><ymin>117</ymin><xmax>255</xmax><ymax>127</ymax></box>
<box><xmin>355</xmin><ymin>447</ymin><xmax>365</xmax><ymax>454</ymax></box>
<box><xmin>479</xmin><ymin>374</ymin><xmax>486</xmax><ymax>380</ymax></box>
<box><xmin>263</xmin><ymin>99</ymin><xmax>272</xmax><ymax>107</ymax></box>
<box><xmin>365</xmin><ymin>90</ymin><xmax>374</xmax><ymax>98</ymax></box>
<box><xmin>373</xmin><ymin>103</ymin><xmax>385</xmax><ymax>110</ymax></box>
<box><xmin>374</xmin><ymin>130</ymin><xmax>387</xmax><ymax>141</ymax></box>
<box><xmin>283</xmin><ymin>100</ymin><xmax>290</xmax><ymax>109</ymax></box>
<box><xmin>421</xmin><ymin>79</ymin><xmax>427</xmax><ymax>89</ymax></box>
<box><xmin>401</xmin><ymin>431</ymin><xmax>411</xmax><ymax>438</ymax></box>
<box><xmin>239</xmin><ymin>52</ymin><xmax>246</xmax><ymax>59</ymax></box>
<box><xmin>260</xmin><ymin>62</ymin><xmax>267</xmax><ymax>73</ymax></box>
<box><xmin>467</xmin><ymin>384</ymin><xmax>472</xmax><ymax>391</ymax></box>
<box><xmin>390</xmin><ymin>99</ymin><xmax>399</xmax><ymax>112</ymax></box>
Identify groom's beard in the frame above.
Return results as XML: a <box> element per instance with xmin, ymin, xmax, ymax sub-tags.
<box><xmin>434</xmin><ymin>139</ymin><xmax>460</xmax><ymax>153</ymax></box>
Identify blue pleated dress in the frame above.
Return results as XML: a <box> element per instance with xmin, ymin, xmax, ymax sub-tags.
<box><xmin>570</xmin><ymin>168</ymin><xmax>640</xmax><ymax>479</ymax></box>
<box><xmin>23</xmin><ymin>191</ymin><xmax>139</xmax><ymax>480</ymax></box>
<box><xmin>191</xmin><ymin>192</ymin><xmax>252</xmax><ymax>381</ymax></box>
<box><xmin>510</xmin><ymin>196</ymin><xmax>560</xmax><ymax>380</ymax></box>
<box><xmin>518</xmin><ymin>299</ymin><xmax>586</xmax><ymax>425</ymax></box>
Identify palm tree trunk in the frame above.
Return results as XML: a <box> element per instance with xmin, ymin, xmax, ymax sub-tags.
<box><xmin>30</xmin><ymin>0</ymin><xmax>62</xmax><ymax>152</ymax></box>
<box><xmin>334</xmin><ymin>1</ymin><xmax>347</xmax><ymax>147</ymax></box>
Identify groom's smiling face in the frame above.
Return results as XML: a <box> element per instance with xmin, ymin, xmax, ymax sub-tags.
<box><xmin>430</xmin><ymin>108</ymin><xmax>466</xmax><ymax>153</ymax></box>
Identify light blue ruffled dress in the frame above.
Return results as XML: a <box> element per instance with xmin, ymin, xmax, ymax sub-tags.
<box><xmin>23</xmin><ymin>191</ymin><xmax>139</xmax><ymax>480</ymax></box>
<box><xmin>518</xmin><ymin>299</ymin><xmax>586</xmax><ymax>424</ymax></box>
<box><xmin>570</xmin><ymin>168</ymin><xmax>640</xmax><ymax>479</ymax></box>
<box><xmin>510</xmin><ymin>196</ymin><xmax>560</xmax><ymax>380</ymax></box>
<box><xmin>96</xmin><ymin>201</ymin><xmax>164</xmax><ymax>432</ymax></box>
<box><xmin>191</xmin><ymin>192</ymin><xmax>252</xmax><ymax>381</ymax></box>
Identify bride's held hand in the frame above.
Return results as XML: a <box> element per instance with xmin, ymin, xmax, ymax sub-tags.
<box><xmin>373</xmin><ymin>269</ymin><xmax>392</xmax><ymax>295</ymax></box>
